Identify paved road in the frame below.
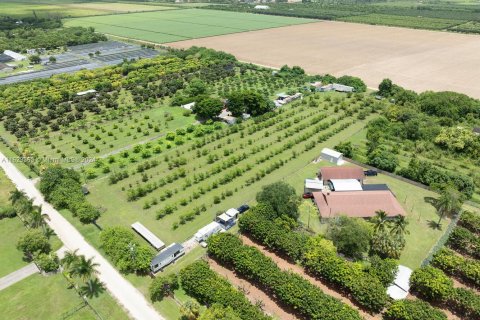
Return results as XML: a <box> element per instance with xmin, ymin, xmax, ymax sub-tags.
<box><xmin>0</xmin><ymin>151</ymin><xmax>164</xmax><ymax>320</ymax></box>
<box><xmin>0</xmin><ymin>263</ymin><xmax>39</xmax><ymax>291</ymax></box>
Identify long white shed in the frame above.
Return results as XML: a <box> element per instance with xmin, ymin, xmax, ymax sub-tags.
<box><xmin>131</xmin><ymin>222</ymin><xmax>165</xmax><ymax>251</ymax></box>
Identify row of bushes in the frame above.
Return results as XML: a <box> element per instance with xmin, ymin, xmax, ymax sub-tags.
<box><xmin>459</xmin><ymin>211</ymin><xmax>480</xmax><ymax>235</ymax></box>
<box><xmin>239</xmin><ymin>208</ymin><xmax>389</xmax><ymax>313</ymax></box>
<box><xmin>180</xmin><ymin>260</ymin><xmax>271</xmax><ymax>320</ymax></box>
<box><xmin>410</xmin><ymin>266</ymin><xmax>480</xmax><ymax>319</ymax></box>
<box><xmin>383</xmin><ymin>299</ymin><xmax>447</xmax><ymax>320</ymax></box>
<box><xmin>432</xmin><ymin>248</ymin><xmax>480</xmax><ymax>287</ymax></box>
<box><xmin>447</xmin><ymin>226</ymin><xmax>480</xmax><ymax>259</ymax></box>
<box><xmin>207</xmin><ymin>233</ymin><xmax>362</xmax><ymax>320</ymax></box>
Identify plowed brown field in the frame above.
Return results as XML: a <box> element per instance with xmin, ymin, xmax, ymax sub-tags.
<box><xmin>167</xmin><ymin>21</ymin><xmax>480</xmax><ymax>98</ymax></box>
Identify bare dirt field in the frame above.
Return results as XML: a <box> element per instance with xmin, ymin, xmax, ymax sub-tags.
<box><xmin>167</xmin><ymin>21</ymin><xmax>480</xmax><ymax>98</ymax></box>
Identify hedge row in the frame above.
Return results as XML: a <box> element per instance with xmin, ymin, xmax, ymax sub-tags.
<box><xmin>239</xmin><ymin>209</ymin><xmax>389</xmax><ymax>313</ymax></box>
<box><xmin>447</xmin><ymin>226</ymin><xmax>480</xmax><ymax>259</ymax></box>
<box><xmin>383</xmin><ymin>299</ymin><xmax>447</xmax><ymax>320</ymax></box>
<box><xmin>180</xmin><ymin>261</ymin><xmax>270</xmax><ymax>320</ymax></box>
<box><xmin>410</xmin><ymin>266</ymin><xmax>480</xmax><ymax>319</ymax></box>
<box><xmin>238</xmin><ymin>204</ymin><xmax>309</xmax><ymax>261</ymax></box>
<box><xmin>459</xmin><ymin>211</ymin><xmax>480</xmax><ymax>235</ymax></box>
<box><xmin>432</xmin><ymin>248</ymin><xmax>480</xmax><ymax>287</ymax></box>
<box><xmin>207</xmin><ymin>233</ymin><xmax>362</xmax><ymax>320</ymax></box>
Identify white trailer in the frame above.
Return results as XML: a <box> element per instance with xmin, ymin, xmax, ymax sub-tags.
<box><xmin>194</xmin><ymin>221</ymin><xmax>222</xmax><ymax>243</ymax></box>
<box><xmin>150</xmin><ymin>243</ymin><xmax>185</xmax><ymax>273</ymax></box>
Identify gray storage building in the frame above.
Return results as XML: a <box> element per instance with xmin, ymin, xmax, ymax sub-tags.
<box><xmin>150</xmin><ymin>243</ymin><xmax>185</xmax><ymax>273</ymax></box>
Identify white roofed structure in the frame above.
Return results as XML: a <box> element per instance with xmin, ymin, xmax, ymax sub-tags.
<box><xmin>225</xmin><ymin>208</ymin><xmax>239</xmax><ymax>218</ymax></box>
<box><xmin>254</xmin><ymin>5</ymin><xmax>270</xmax><ymax>9</ymax></box>
<box><xmin>76</xmin><ymin>89</ymin><xmax>97</xmax><ymax>96</ymax></box>
<box><xmin>387</xmin><ymin>265</ymin><xmax>412</xmax><ymax>300</ymax></box>
<box><xmin>194</xmin><ymin>221</ymin><xmax>223</xmax><ymax>242</ymax></box>
<box><xmin>131</xmin><ymin>222</ymin><xmax>165</xmax><ymax>250</ymax></box>
<box><xmin>305</xmin><ymin>178</ymin><xmax>324</xmax><ymax>193</ymax></box>
<box><xmin>328</xmin><ymin>179</ymin><xmax>363</xmax><ymax>191</ymax></box>
<box><xmin>321</xmin><ymin>148</ymin><xmax>344</xmax><ymax>165</ymax></box>
<box><xmin>3</xmin><ymin>50</ymin><xmax>26</xmax><ymax>61</ymax></box>
<box><xmin>181</xmin><ymin>102</ymin><xmax>195</xmax><ymax>111</ymax></box>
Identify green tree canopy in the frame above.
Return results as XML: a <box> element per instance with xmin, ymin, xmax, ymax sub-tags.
<box><xmin>256</xmin><ymin>181</ymin><xmax>299</xmax><ymax>220</ymax></box>
<box><xmin>192</xmin><ymin>96</ymin><xmax>224</xmax><ymax>120</ymax></box>
<box><xmin>17</xmin><ymin>229</ymin><xmax>51</xmax><ymax>256</ymax></box>
<box><xmin>327</xmin><ymin>216</ymin><xmax>372</xmax><ymax>260</ymax></box>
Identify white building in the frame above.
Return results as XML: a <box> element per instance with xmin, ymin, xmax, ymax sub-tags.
<box><xmin>254</xmin><ymin>5</ymin><xmax>270</xmax><ymax>9</ymax></box>
<box><xmin>387</xmin><ymin>265</ymin><xmax>412</xmax><ymax>300</ymax></box>
<box><xmin>3</xmin><ymin>50</ymin><xmax>26</xmax><ymax>61</ymax></box>
<box><xmin>304</xmin><ymin>178</ymin><xmax>324</xmax><ymax>193</ymax></box>
<box><xmin>181</xmin><ymin>102</ymin><xmax>195</xmax><ymax>111</ymax></box>
<box><xmin>150</xmin><ymin>243</ymin><xmax>185</xmax><ymax>273</ymax></box>
<box><xmin>131</xmin><ymin>222</ymin><xmax>165</xmax><ymax>251</ymax></box>
<box><xmin>194</xmin><ymin>221</ymin><xmax>223</xmax><ymax>243</ymax></box>
<box><xmin>321</xmin><ymin>148</ymin><xmax>344</xmax><ymax>165</ymax></box>
<box><xmin>76</xmin><ymin>89</ymin><xmax>97</xmax><ymax>96</ymax></box>
<box><xmin>319</xmin><ymin>83</ymin><xmax>355</xmax><ymax>93</ymax></box>
<box><xmin>327</xmin><ymin>179</ymin><xmax>363</xmax><ymax>192</ymax></box>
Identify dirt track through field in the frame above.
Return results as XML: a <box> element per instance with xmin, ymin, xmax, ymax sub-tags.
<box><xmin>167</xmin><ymin>21</ymin><xmax>480</xmax><ymax>98</ymax></box>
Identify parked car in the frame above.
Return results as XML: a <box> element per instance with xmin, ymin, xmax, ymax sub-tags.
<box><xmin>237</xmin><ymin>204</ymin><xmax>250</xmax><ymax>214</ymax></box>
<box><xmin>364</xmin><ymin>169</ymin><xmax>378</xmax><ymax>176</ymax></box>
<box><xmin>303</xmin><ymin>192</ymin><xmax>313</xmax><ymax>199</ymax></box>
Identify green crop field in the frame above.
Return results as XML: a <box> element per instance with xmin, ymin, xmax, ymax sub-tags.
<box><xmin>64</xmin><ymin>9</ymin><xmax>315</xmax><ymax>43</ymax></box>
<box><xmin>0</xmin><ymin>1</ymin><xmax>176</xmax><ymax>18</ymax></box>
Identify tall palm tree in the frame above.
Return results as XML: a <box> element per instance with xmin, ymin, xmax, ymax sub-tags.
<box><xmin>28</xmin><ymin>205</ymin><xmax>46</xmax><ymax>230</ymax></box>
<box><xmin>61</xmin><ymin>249</ymin><xmax>80</xmax><ymax>272</ymax></box>
<box><xmin>436</xmin><ymin>186</ymin><xmax>463</xmax><ymax>226</ymax></box>
<box><xmin>9</xmin><ymin>190</ymin><xmax>25</xmax><ymax>205</ymax></box>
<box><xmin>180</xmin><ymin>301</ymin><xmax>200</xmax><ymax>320</ymax></box>
<box><xmin>372</xmin><ymin>210</ymin><xmax>389</xmax><ymax>233</ymax></box>
<box><xmin>71</xmin><ymin>256</ymin><xmax>100</xmax><ymax>282</ymax></box>
<box><xmin>79</xmin><ymin>278</ymin><xmax>105</xmax><ymax>299</ymax></box>
<box><xmin>390</xmin><ymin>215</ymin><xmax>409</xmax><ymax>239</ymax></box>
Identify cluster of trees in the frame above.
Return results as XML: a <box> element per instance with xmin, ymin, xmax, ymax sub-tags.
<box><xmin>226</xmin><ymin>90</ymin><xmax>274</xmax><ymax>117</ymax></box>
<box><xmin>0</xmin><ymin>26</ymin><xmax>106</xmax><ymax>52</ymax></box>
<box><xmin>447</xmin><ymin>225</ymin><xmax>480</xmax><ymax>259</ymax></box>
<box><xmin>207</xmin><ymin>233</ymin><xmax>363</xmax><ymax>320</ymax></box>
<box><xmin>459</xmin><ymin>210</ymin><xmax>480</xmax><ymax>234</ymax></box>
<box><xmin>411</xmin><ymin>266</ymin><xmax>480</xmax><ymax>318</ymax></box>
<box><xmin>9</xmin><ymin>190</ymin><xmax>58</xmax><ymax>272</ymax></box>
<box><xmin>370</xmin><ymin>210</ymin><xmax>409</xmax><ymax>259</ymax></box>
<box><xmin>99</xmin><ymin>226</ymin><xmax>154</xmax><ymax>274</ymax></box>
<box><xmin>39</xmin><ymin>167</ymin><xmax>100</xmax><ymax>224</ymax></box>
<box><xmin>0</xmin><ymin>17</ymin><xmax>62</xmax><ymax>31</ymax></box>
<box><xmin>179</xmin><ymin>260</ymin><xmax>270</xmax><ymax>320</ymax></box>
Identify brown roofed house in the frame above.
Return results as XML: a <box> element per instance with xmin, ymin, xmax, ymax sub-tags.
<box><xmin>312</xmin><ymin>190</ymin><xmax>406</xmax><ymax>219</ymax></box>
<box><xmin>318</xmin><ymin>166</ymin><xmax>364</xmax><ymax>185</ymax></box>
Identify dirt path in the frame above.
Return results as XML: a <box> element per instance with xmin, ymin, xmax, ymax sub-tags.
<box><xmin>240</xmin><ymin>235</ymin><xmax>380</xmax><ymax>320</ymax></box>
<box><xmin>208</xmin><ymin>259</ymin><xmax>299</xmax><ymax>320</ymax></box>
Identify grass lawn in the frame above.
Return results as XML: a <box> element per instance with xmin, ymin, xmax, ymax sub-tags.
<box><xmin>64</xmin><ymin>9</ymin><xmax>315</xmax><ymax>43</ymax></box>
<box><xmin>0</xmin><ymin>218</ymin><xmax>28</xmax><ymax>277</ymax></box>
<box><xmin>0</xmin><ymin>273</ymin><xmax>129</xmax><ymax>320</ymax></box>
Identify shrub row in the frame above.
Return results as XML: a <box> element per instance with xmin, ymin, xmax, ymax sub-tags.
<box><xmin>431</xmin><ymin>248</ymin><xmax>480</xmax><ymax>287</ymax></box>
<box><xmin>239</xmin><ymin>209</ymin><xmax>389</xmax><ymax>313</ymax></box>
<box><xmin>410</xmin><ymin>266</ymin><xmax>480</xmax><ymax>319</ymax></box>
<box><xmin>207</xmin><ymin>233</ymin><xmax>362</xmax><ymax>320</ymax></box>
<box><xmin>180</xmin><ymin>260</ymin><xmax>271</xmax><ymax>320</ymax></box>
<box><xmin>383</xmin><ymin>299</ymin><xmax>447</xmax><ymax>320</ymax></box>
<box><xmin>459</xmin><ymin>211</ymin><xmax>480</xmax><ymax>235</ymax></box>
<box><xmin>447</xmin><ymin>226</ymin><xmax>480</xmax><ymax>259</ymax></box>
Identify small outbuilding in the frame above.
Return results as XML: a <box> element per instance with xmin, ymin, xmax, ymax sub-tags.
<box><xmin>387</xmin><ymin>265</ymin><xmax>412</xmax><ymax>300</ymax></box>
<box><xmin>216</xmin><ymin>213</ymin><xmax>236</xmax><ymax>230</ymax></box>
<box><xmin>254</xmin><ymin>5</ymin><xmax>270</xmax><ymax>9</ymax></box>
<box><xmin>3</xmin><ymin>50</ymin><xmax>26</xmax><ymax>61</ymax></box>
<box><xmin>194</xmin><ymin>221</ymin><xmax>223</xmax><ymax>243</ymax></box>
<box><xmin>181</xmin><ymin>102</ymin><xmax>195</xmax><ymax>111</ymax></box>
<box><xmin>319</xmin><ymin>83</ymin><xmax>354</xmax><ymax>93</ymax></box>
<box><xmin>150</xmin><ymin>243</ymin><xmax>185</xmax><ymax>273</ymax></box>
<box><xmin>320</xmin><ymin>148</ymin><xmax>344</xmax><ymax>165</ymax></box>
<box><xmin>0</xmin><ymin>53</ymin><xmax>13</xmax><ymax>63</ymax></box>
<box><xmin>218</xmin><ymin>109</ymin><xmax>236</xmax><ymax>125</ymax></box>
<box><xmin>304</xmin><ymin>178</ymin><xmax>324</xmax><ymax>193</ymax></box>
<box><xmin>131</xmin><ymin>222</ymin><xmax>165</xmax><ymax>251</ymax></box>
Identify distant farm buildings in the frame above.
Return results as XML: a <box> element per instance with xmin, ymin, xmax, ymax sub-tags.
<box><xmin>274</xmin><ymin>92</ymin><xmax>302</xmax><ymax>108</ymax></box>
<box><xmin>3</xmin><ymin>50</ymin><xmax>26</xmax><ymax>61</ymax></box>
<box><xmin>254</xmin><ymin>5</ymin><xmax>270</xmax><ymax>9</ymax></box>
<box><xmin>319</xmin><ymin>83</ymin><xmax>355</xmax><ymax>93</ymax></box>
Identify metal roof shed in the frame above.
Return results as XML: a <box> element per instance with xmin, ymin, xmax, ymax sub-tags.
<box><xmin>329</xmin><ymin>179</ymin><xmax>363</xmax><ymax>191</ymax></box>
<box><xmin>131</xmin><ymin>222</ymin><xmax>165</xmax><ymax>250</ymax></box>
<box><xmin>321</xmin><ymin>148</ymin><xmax>344</xmax><ymax>165</ymax></box>
<box><xmin>305</xmin><ymin>179</ymin><xmax>324</xmax><ymax>193</ymax></box>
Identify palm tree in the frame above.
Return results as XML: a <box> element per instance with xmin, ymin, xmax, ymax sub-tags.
<box><xmin>390</xmin><ymin>215</ymin><xmax>409</xmax><ymax>239</ymax></box>
<box><xmin>71</xmin><ymin>256</ymin><xmax>99</xmax><ymax>282</ymax></box>
<box><xmin>9</xmin><ymin>190</ymin><xmax>25</xmax><ymax>205</ymax></box>
<box><xmin>79</xmin><ymin>278</ymin><xmax>105</xmax><ymax>299</ymax></box>
<box><xmin>61</xmin><ymin>249</ymin><xmax>80</xmax><ymax>272</ymax></box>
<box><xmin>372</xmin><ymin>210</ymin><xmax>389</xmax><ymax>233</ymax></box>
<box><xmin>180</xmin><ymin>300</ymin><xmax>200</xmax><ymax>320</ymax></box>
<box><xmin>436</xmin><ymin>186</ymin><xmax>463</xmax><ymax>227</ymax></box>
<box><xmin>28</xmin><ymin>205</ymin><xmax>46</xmax><ymax>230</ymax></box>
